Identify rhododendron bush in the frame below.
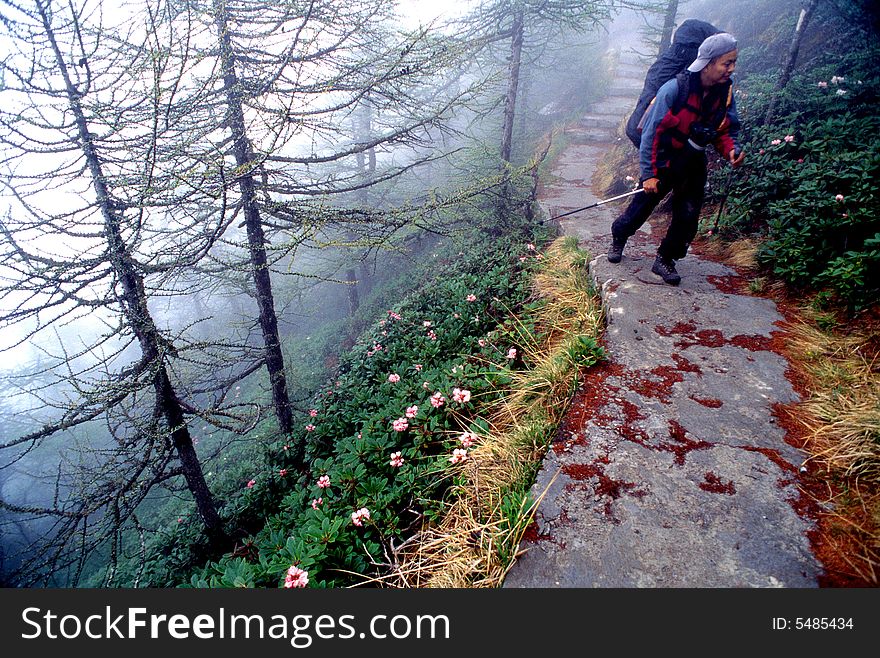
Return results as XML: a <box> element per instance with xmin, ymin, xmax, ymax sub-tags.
<box><xmin>706</xmin><ymin>50</ymin><xmax>880</xmax><ymax>312</ymax></box>
<box><xmin>185</xmin><ymin>226</ymin><xmax>551</xmax><ymax>588</ymax></box>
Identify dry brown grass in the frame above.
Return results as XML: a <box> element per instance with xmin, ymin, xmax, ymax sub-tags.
<box><xmin>387</xmin><ymin>236</ymin><xmax>604</xmax><ymax>588</ymax></box>
<box><xmin>698</xmin><ymin>236</ymin><xmax>761</xmax><ymax>271</ymax></box>
<box><xmin>786</xmin><ymin>317</ymin><xmax>880</xmax><ymax>583</ymax></box>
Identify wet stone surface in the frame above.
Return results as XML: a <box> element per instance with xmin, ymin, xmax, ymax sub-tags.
<box><xmin>504</xmin><ymin>35</ymin><xmax>823</xmax><ymax>589</ymax></box>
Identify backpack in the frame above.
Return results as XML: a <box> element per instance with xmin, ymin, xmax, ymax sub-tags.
<box><xmin>625</xmin><ymin>19</ymin><xmax>720</xmax><ymax>148</ymax></box>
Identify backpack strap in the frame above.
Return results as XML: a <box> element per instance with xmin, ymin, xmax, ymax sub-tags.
<box><xmin>674</xmin><ymin>72</ymin><xmax>733</xmax><ymax>130</ymax></box>
<box><xmin>671</xmin><ymin>71</ymin><xmax>690</xmax><ymax>114</ymax></box>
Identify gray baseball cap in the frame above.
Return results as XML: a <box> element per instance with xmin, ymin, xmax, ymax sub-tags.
<box><xmin>687</xmin><ymin>32</ymin><xmax>738</xmax><ymax>72</ymax></box>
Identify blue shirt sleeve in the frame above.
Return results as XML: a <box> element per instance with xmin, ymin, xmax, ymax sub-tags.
<box><xmin>726</xmin><ymin>90</ymin><xmax>742</xmax><ymax>152</ymax></box>
<box><xmin>639</xmin><ymin>77</ymin><xmax>678</xmax><ymax>181</ymax></box>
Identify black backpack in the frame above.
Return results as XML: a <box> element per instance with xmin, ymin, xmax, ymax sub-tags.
<box><xmin>625</xmin><ymin>19</ymin><xmax>720</xmax><ymax>149</ymax></box>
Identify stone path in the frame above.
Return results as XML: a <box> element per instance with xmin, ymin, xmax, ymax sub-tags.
<box><xmin>503</xmin><ymin>22</ymin><xmax>823</xmax><ymax>588</ymax></box>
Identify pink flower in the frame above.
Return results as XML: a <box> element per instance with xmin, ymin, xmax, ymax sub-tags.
<box><xmin>279</xmin><ymin>468</ymin><xmax>288</xmax><ymax>477</ymax></box>
<box><xmin>389</xmin><ymin>451</ymin><xmax>405</xmax><ymax>468</ymax></box>
<box><xmin>427</xmin><ymin>330</ymin><xmax>437</xmax><ymax>341</ymax></box>
<box><xmin>309</xmin><ymin>409</ymin><xmax>318</xmax><ymax>417</ymax></box>
<box><xmin>392</xmin><ymin>417</ymin><xmax>409</xmax><ymax>432</ymax></box>
<box><xmin>478</xmin><ymin>339</ymin><xmax>487</xmax><ymax>347</ymax></box>
<box><xmin>771</xmin><ymin>139</ymin><xmax>781</xmax><ymax>146</ymax></box>
<box><xmin>759</xmin><ymin>148</ymin><xmax>765</xmax><ymax>155</ymax></box>
<box><xmin>422</xmin><ymin>381</ymin><xmax>431</xmax><ymax>390</ymax></box>
<box><xmin>706</xmin><ymin>230</ymin><xmax>714</xmax><ymax>237</ymax></box>
<box><xmin>452</xmin><ymin>387</ymin><xmax>471</xmax><ymax>404</ymax></box>
<box><xmin>459</xmin><ymin>432</ymin><xmax>477</xmax><ymax>448</ymax></box>
<box><xmin>835</xmin><ymin>194</ymin><xmax>844</xmax><ymax>202</ymax></box>
<box><xmin>414</xmin><ymin>363</ymin><xmax>423</xmax><ymax>371</ymax></box>
<box><xmin>507</xmin><ymin>347</ymin><xmax>517</xmax><ymax>360</ymax></box>
<box><xmin>351</xmin><ymin>507</ymin><xmax>371</xmax><ymax>526</ymax></box>
<box><xmin>388</xmin><ymin>373</ymin><xmax>400</xmax><ymax>383</ymax></box>
<box><xmin>317</xmin><ymin>475</ymin><xmax>330</xmax><ymax>489</ymax></box>
<box><xmin>519</xmin><ymin>256</ymin><xmax>526</xmax><ymax>262</ymax></box>
<box><xmin>387</xmin><ymin>311</ymin><xmax>402</xmax><ymax>320</ymax></box>
<box><xmin>449</xmin><ymin>448</ymin><xmax>468</xmax><ymax>464</ymax></box>
<box><xmin>430</xmin><ymin>392</ymin><xmax>446</xmax><ymax>408</ymax></box>
<box><xmin>784</xmin><ymin>135</ymin><xmax>795</xmax><ymax>142</ymax></box>
<box><xmin>284</xmin><ymin>565</ymin><xmax>309</xmax><ymax>589</ymax></box>
<box><xmin>246</xmin><ymin>479</ymin><xmax>256</xmax><ymax>488</ymax></box>
<box><xmin>311</xmin><ymin>497</ymin><xmax>323</xmax><ymax>509</ymax></box>
<box><xmin>177</xmin><ymin>517</ymin><xmax>183</xmax><ymax>524</ymax></box>
<box><xmin>405</xmin><ymin>405</ymin><xmax>419</xmax><ymax>419</ymax></box>
<box><xmin>423</xmin><ymin>321</ymin><xmax>432</xmax><ymax>327</ymax></box>
<box><xmin>466</xmin><ymin>294</ymin><xmax>477</xmax><ymax>302</ymax></box>
<box><xmin>818</xmin><ymin>81</ymin><xmax>828</xmax><ymax>88</ymax></box>
<box><xmin>305</xmin><ymin>424</ymin><xmax>315</xmax><ymax>432</ymax></box>
<box><xmin>526</xmin><ymin>243</ymin><xmax>536</xmax><ymax>251</ymax></box>
<box><xmin>797</xmin><ymin>158</ymin><xmax>804</xmax><ymax>164</ymax></box>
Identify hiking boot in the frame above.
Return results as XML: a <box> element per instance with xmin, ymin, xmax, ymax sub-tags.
<box><xmin>651</xmin><ymin>255</ymin><xmax>681</xmax><ymax>285</ymax></box>
<box><xmin>607</xmin><ymin>237</ymin><xmax>626</xmax><ymax>263</ymax></box>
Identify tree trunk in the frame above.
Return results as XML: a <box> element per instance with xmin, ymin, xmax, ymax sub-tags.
<box><xmin>499</xmin><ymin>11</ymin><xmax>524</xmax><ymax>166</ymax></box>
<box><xmin>213</xmin><ymin>2</ymin><xmax>295</xmax><ymax>439</ymax></box>
<box><xmin>37</xmin><ymin>0</ymin><xmax>225</xmax><ymax>542</ymax></box>
<box><xmin>345</xmin><ymin>267</ymin><xmax>360</xmax><ymax>316</ymax></box>
<box><xmin>658</xmin><ymin>0</ymin><xmax>679</xmax><ymax>54</ymax></box>
<box><xmin>156</xmin><ymin>366</ymin><xmax>224</xmax><ymax>542</ymax></box>
<box><xmin>765</xmin><ymin>0</ymin><xmax>820</xmax><ymax>124</ymax></box>
<box><xmin>347</xmin><ymin>102</ymin><xmax>377</xmax><ymax>318</ymax></box>
<box><xmin>497</xmin><ymin>10</ymin><xmax>524</xmax><ymax>228</ymax></box>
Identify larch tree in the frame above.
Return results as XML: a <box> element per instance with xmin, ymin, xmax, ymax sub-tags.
<box><xmin>764</xmin><ymin>0</ymin><xmax>820</xmax><ymax>124</ymax></box>
<box><xmin>452</xmin><ymin>0</ymin><xmax>621</xmax><ymax>226</ymax></box>
<box><xmin>657</xmin><ymin>0</ymin><xmax>679</xmax><ymax>54</ymax></box>
<box><xmin>0</xmin><ymin>0</ymin><xmax>258</xmax><ymax>584</ymax></box>
<box><xmin>165</xmin><ymin>0</ymin><xmax>479</xmax><ymax>457</ymax></box>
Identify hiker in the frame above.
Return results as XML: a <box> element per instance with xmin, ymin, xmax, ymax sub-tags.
<box><xmin>608</xmin><ymin>32</ymin><xmax>745</xmax><ymax>285</ymax></box>
<box><xmin>625</xmin><ymin>19</ymin><xmax>720</xmax><ymax>149</ymax></box>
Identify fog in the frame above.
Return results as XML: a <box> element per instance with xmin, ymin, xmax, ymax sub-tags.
<box><xmin>1</xmin><ymin>0</ymin><xmax>858</xmax><ymax>585</ymax></box>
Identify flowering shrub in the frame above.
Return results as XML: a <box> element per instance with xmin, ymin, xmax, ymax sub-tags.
<box><xmin>709</xmin><ymin>52</ymin><xmax>880</xmax><ymax>311</ymax></box>
<box><xmin>449</xmin><ymin>448</ymin><xmax>468</xmax><ymax>464</ymax></box>
<box><xmin>185</xmin><ymin>224</ymin><xmax>549</xmax><ymax>588</ymax></box>
<box><xmin>350</xmin><ymin>508</ymin><xmax>371</xmax><ymax>527</ymax></box>
<box><xmin>283</xmin><ymin>565</ymin><xmax>309</xmax><ymax>589</ymax></box>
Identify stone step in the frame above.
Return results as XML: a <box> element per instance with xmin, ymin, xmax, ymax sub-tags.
<box><xmin>590</xmin><ymin>95</ymin><xmax>637</xmax><ymax>116</ymax></box>
<box><xmin>567</xmin><ymin>125</ymin><xmax>617</xmax><ymax>144</ymax></box>
<box><xmin>618</xmin><ymin>50</ymin><xmax>650</xmax><ymax>67</ymax></box>
<box><xmin>579</xmin><ymin>114</ymin><xmax>621</xmax><ymax>130</ymax></box>
<box><xmin>608</xmin><ymin>77</ymin><xmax>643</xmax><ymax>95</ymax></box>
<box><xmin>615</xmin><ymin>63</ymin><xmax>648</xmax><ymax>80</ymax></box>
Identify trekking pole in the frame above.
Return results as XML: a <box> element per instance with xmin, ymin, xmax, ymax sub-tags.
<box><xmin>543</xmin><ymin>188</ymin><xmax>643</xmax><ymax>224</ymax></box>
<box><xmin>711</xmin><ymin>171</ymin><xmax>734</xmax><ymax>233</ymax></box>
<box><xmin>712</xmin><ymin>148</ymin><xmax>744</xmax><ymax>233</ymax></box>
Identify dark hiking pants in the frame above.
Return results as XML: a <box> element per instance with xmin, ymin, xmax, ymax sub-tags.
<box><xmin>611</xmin><ymin>148</ymin><xmax>707</xmax><ymax>261</ymax></box>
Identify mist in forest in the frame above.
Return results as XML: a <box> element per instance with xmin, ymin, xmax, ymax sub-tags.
<box><xmin>1</xmin><ymin>0</ymin><xmax>872</xmax><ymax>585</ymax></box>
